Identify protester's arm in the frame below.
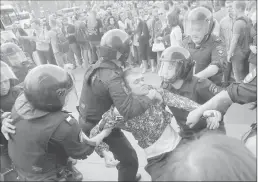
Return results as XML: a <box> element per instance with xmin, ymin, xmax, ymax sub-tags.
<box><xmin>160</xmin><ymin>89</ymin><xmax>200</xmax><ymax>111</ymax></box>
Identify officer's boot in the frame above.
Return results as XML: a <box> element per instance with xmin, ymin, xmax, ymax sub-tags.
<box><xmin>150</xmin><ymin>59</ymin><xmax>156</xmax><ymax>73</ymax></box>
<box><xmin>141</xmin><ymin>60</ymin><xmax>148</xmax><ymax>74</ymax></box>
<box><xmin>67</xmin><ymin>158</ymin><xmax>83</xmax><ymax>181</ymax></box>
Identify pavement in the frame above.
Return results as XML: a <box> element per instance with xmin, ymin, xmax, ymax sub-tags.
<box><xmin>70</xmin><ymin>66</ymin><xmax>256</xmax><ymax>181</ymax></box>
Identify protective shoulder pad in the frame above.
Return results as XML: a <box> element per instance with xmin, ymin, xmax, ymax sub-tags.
<box><xmin>64</xmin><ymin>114</ymin><xmax>77</xmax><ymax>126</ymax></box>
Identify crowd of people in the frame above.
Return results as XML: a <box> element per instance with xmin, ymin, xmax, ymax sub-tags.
<box><xmin>0</xmin><ymin>0</ymin><xmax>257</xmax><ymax>181</ymax></box>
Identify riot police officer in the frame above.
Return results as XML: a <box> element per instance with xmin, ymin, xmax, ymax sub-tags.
<box><xmin>159</xmin><ymin>47</ymin><xmax>224</xmax><ymax>105</ymax></box>
<box><xmin>0</xmin><ymin>62</ymin><xmax>21</xmax><ymax>181</ymax></box>
<box><xmin>186</xmin><ymin>68</ymin><xmax>257</xmax><ymax>156</ymax></box>
<box><xmin>157</xmin><ymin>46</ymin><xmax>225</xmax><ymax>139</ymax></box>
<box><xmin>183</xmin><ymin>7</ymin><xmax>227</xmax><ymax>86</ymax></box>
<box><xmin>5</xmin><ymin>65</ymin><xmax>112</xmax><ymax>181</ymax></box>
<box><xmin>78</xmin><ymin>29</ymin><xmax>158</xmax><ymax>181</ymax></box>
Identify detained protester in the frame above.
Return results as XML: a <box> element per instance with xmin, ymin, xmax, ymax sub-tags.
<box><xmin>186</xmin><ymin>68</ymin><xmax>257</xmax><ymax>156</ymax></box>
<box><xmin>2</xmin><ymin>65</ymin><xmax>112</xmax><ymax>181</ymax></box>
<box><xmin>90</xmin><ymin>68</ymin><xmax>222</xmax><ymax>181</ymax></box>
<box><xmin>158</xmin><ymin>47</ymin><xmax>226</xmax><ymax>138</ymax></box>
<box><xmin>78</xmin><ymin>29</ymin><xmax>160</xmax><ymax>181</ymax></box>
<box><xmin>183</xmin><ymin>7</ymin><xmax>227</xmax><ymax>86</ymax></box>
<box><xmin>0</xmin><ymin>62</ymin><xmax>21</xmax><ymax>181</ymax></box>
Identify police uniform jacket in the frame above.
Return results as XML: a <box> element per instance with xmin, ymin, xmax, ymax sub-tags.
<box><xmin>183</xmin><ymin>34</ymin><xmax>227</xmax><ymax>85</ymax></box>
<box><xmin>78</xmin><ymin>60</ymin><xmax>152</xmax><ymax>133</ymax></box>
<box><xmin>8</xmin><ymin>94</ymin><xmax>95</xmax><ymax>180</ymax></box>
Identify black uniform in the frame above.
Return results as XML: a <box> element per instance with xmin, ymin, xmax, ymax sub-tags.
<box><xmin>0</xmin><ymin>85</ymin><xmax>23</xmax><ymax>181</ymax></box>
<box><xmin>78</xmin><ymin>60</ymin><xmax>151</xmax><ymax>181</ymax></box>
<box><xmin>8</xmin><ymin>93</ymin><xmax>94</xmax><ymax>181</ymax></box>
<box><xmin>162</xmin><ymin>76</ymin><xmax>223</xmax><ymax>105</ymax></box>
<box><xmin>227</xmin><ymin>68</ymin><xmax>257</xmax><ymax>104</ymax></box>
<box><xmin>183</xmin><ymin>35</ymin><xmax>227</xmax><ymax>86</ymax></box>
<box><xmin>227</xmin><ymin>68</ymin><xmax>257</xmax><ymax>145</ymax></box>
<box><xmin>161</xmin><ymin>76</ymin><xmax>226</xmax><ymax>139</ymax></box>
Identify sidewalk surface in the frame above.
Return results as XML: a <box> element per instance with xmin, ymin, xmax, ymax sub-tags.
<box><xmin>71</xmin><ymin>67</ymin><xmax>256</xmax><ymax>181</ymax></box>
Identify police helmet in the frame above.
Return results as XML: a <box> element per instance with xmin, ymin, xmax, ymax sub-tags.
<box><xmin>158</xmin><ymin>46</ymin><xmax>194</xmax><ymax>83</ymax></box>
<box><xmin>99</xmin><ymin>29</ymin><xmax>131</xmax><ymax>63</ymax></box>
<box><xmin>24</xmin><ymin>65</ymin><xmax>75</xmax><ymax>112</ymax></box>
<box><xmin>184</xmin><ymin>7</ymin><xmax>214</xmax><ymax>43</ymax></box>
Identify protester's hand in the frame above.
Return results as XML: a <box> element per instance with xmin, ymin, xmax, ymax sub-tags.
<box><xmin>1</xmin><ymin>112</ymin><xmax>11</xmax><ymax>120</ymax></box>
<box><xmin>113</xmin><ymin>107</ymin><xmax>124</xmax><ymax>122</ymax></box>
<box><xmin>186</xmin><ymin>109</ymin><xmax>203</xmax><ymax>128</ymax></box>
<box><xmin>101</xmin><ymin>128</ymin><xmax>113</xmax><ymax>138</ymax></box>
<box><xmin>250</xmin><ymin>45</ymin><xmax>257</xmax><ymax>54</ymax></box>
<box><xmin>1</xmin><ymin>117</ymin><xmax>16</xmax><ymax>140</ymax></box>
<box><xmin>147</xmin><ymin>89</ymin><xmax>163</xmax><ymax>103</ymax></box>
<box><xmin>203</xmin><ymin>110</ymin><xmax>222</xmax><ymax>130</ymax></box>
<box><xmin>103</xmin><ymin>151</ymin><xmax>120</xmax><ymax>168</ymax></box>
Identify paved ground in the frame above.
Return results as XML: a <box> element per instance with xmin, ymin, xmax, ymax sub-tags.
<box><xmin>70</xmin><ymin>66</ymin><xmax>256</xmax><ymax>181</ymax></box>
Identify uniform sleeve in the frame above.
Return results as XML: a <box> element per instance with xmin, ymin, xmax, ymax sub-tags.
<box><xmin>210</xmin><ymin>40</ymin><xmax>227</xmax><ymax>71</ymax></box>
<box><xmin>196</xmin><ymin>79</ymin><xmax>224</xmax><ymax>103</ymax></box>
<box><xmin>227</xmin><ymin>78</ymin><xmax>257</xmax><ymax>104</ymax></box>
<box><xmin>57</xmin><ymin>118</ymin><xmax>95</xmax><ymax>160</ymax></box>
<box><xmin>105</xmin><ymin>74</ymin><xmax>151</xmax><ymax>120</ymax></box>
<box><xmin>161</xmin><ymin>89</ymin><xmax>200</xmax><ymax>111</ymax></box>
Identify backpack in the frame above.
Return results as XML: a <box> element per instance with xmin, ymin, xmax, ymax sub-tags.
<box><xmin>74</xmin><ymin>21</ymin><xmax>88</xmax><ymax>45</ymax></box>
<box><xmin>55</xmin><ymin>29</ymin><xmax>69</xmax><ymax>53</ymax></box>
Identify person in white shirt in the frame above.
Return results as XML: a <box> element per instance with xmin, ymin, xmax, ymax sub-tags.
<box><xmin>168</xmin><ymin>10</ymin><xmax>183</xmax><ymax>47</ymax></box>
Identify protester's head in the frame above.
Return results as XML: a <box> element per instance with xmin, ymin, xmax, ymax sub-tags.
<box><xmin>108</xmin><ymin>16</ymin><xmax>116</xmax><ymax>26</ymax></box>
<box><xmin>88</xmin><ymin>10</ymin><xmax>97</xmax><ymax>20</ymax></box>
<box><xmin>123</xmin><ymin>68</ymin><xmax>149</xmax><ymax>96</ymax></box>
<box><xmin>225</xmin><ymin>0</ymin><xmax>234</xmax><ymax>18</ymax></box>
<box><xmin>167</xmin><ymin>9</ymin><xmax>180</xmax><ymax>28</ymax></box>
<box><xmin>158</xmin><ymin>134</ymin><xmax>257</xmax><ymax>181</ymax></box>
<box><xmin>49</xmin><ymin>18</ymin><xmax>57</xmax><ymax>29</ymax></box>
<box><xmin>31</xmin><ymin>19</ymin><xmax>41</xmax><ymax>30</ymax></box>
<box><xmin>233</xmin><ymin>1</ymin><xmax>246</xmax><ymax>17</ymax></box>
<box><xmin>186</xmin><ymin>7</ymin><xmax>213</xmax><ymax>44</ymax></box>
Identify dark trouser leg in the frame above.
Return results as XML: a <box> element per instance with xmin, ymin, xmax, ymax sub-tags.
<box><xmin>89</xmin><ymin>42</ymin><xmax>99</xmax><ymax>64</ymax></box>
<box><xmin>70</xmin><ymin>43</ymin><xmax>83</xmax><ymax>66</ymax></box>
<box><xmin>37</xmin><ymin>50</ymin><xmax>48</xmax><ymax>65</ymax></box>
<box><xmin>78</xmin><ymin>118</ymin><xmax>139</xmax><ymax>181</ymax></box>
<box><xmin>45</xmin><ymin>50</ymin><xmax>57</xmax><ymax>65</ymax></box>
<box><xmin>222</xmin><ymin>61</ymin><xmax>232</xmax><ymax>87</ymax></box>
<box><xmin>103</xmin><ymin>129</ymin><xmax>139</xmax><ymax>181</ymax></box>
<box><xmin>231</xmin><ymin>51</ymin><xmax>249</xmax><ymax>82</ymax></box>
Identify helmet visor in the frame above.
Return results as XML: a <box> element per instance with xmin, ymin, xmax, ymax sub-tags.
<box><xmin>158</xmin><ymin>61</ymin><xmax>177</xmax><ymax>80</ymax></box>
<box><xmin>63</xmin><ymin>85</ymin><xmax>78</xmax><ymax>113</ymax></box>
<box><xmin>0</xmin><ymin>61</ymin><xmax>17</xmax><ymax>81</ymax></box>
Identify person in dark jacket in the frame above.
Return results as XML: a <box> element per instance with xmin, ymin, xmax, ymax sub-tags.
<box><xmin>78</xmin><ymin>29</ymin><xmax>160</xmax><ymax>181</ymax></box>
<box><xmin>158</xmin><ymin>47</ymin><xmax>226</xmax><ymax>139</ymax></box>
<box><xmin>135</xmin><ymin>8</ymin><xmax>150</xmax><ymax>73</ymax></box>
<box><xmin>2</xmin><ymin>65</ymin><xmax>112</xmax><ymax>181</ymax></box>
<box><xmin>0</xmin><ymin>62</ymin><xmax>21</xmax><ymax>181</ymax></box>
<box><xmin>183</xmin><ymin>7</ymin><xmax>227</xmax><ymax>86</ymax></box>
